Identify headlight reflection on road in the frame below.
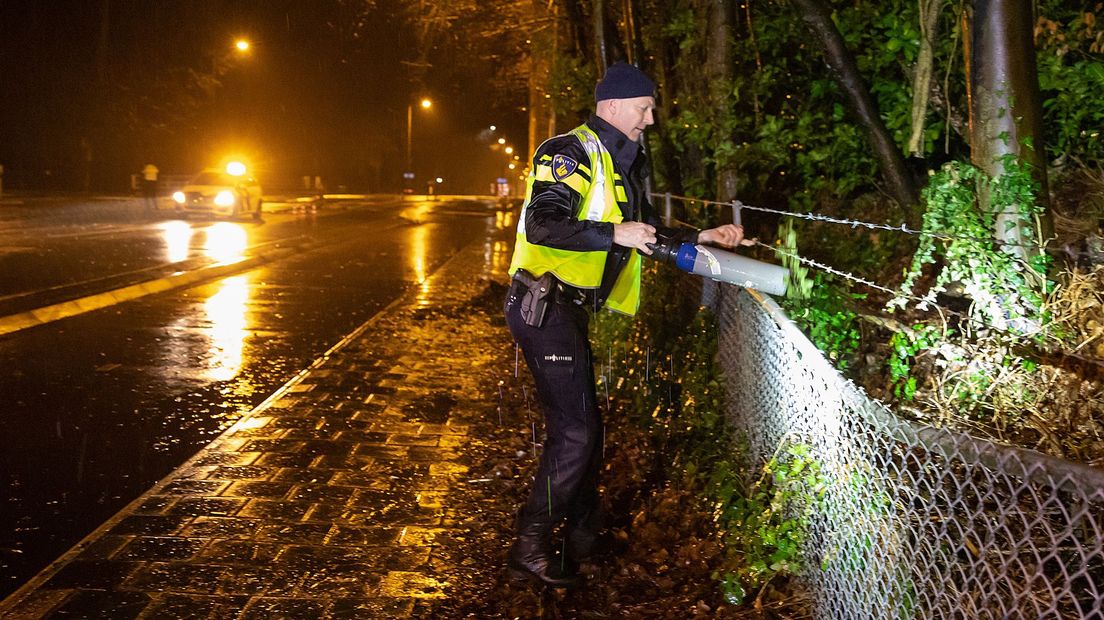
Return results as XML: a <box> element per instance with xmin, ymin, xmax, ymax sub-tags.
<box><xmin>203</xmin><ymin>275</ymin><xmax>249</xmax><ymax>382</ymax></box>
<box><xmin>409</xmin><ymin>224</ymin><xmax>432</xmax><ymax>306</ymax></box>
<box><xmin>485</xmin><ymin>209</ymin><xmax>514</xmax><ymax>277</ymax></box>
<box><xmin>204</xmin><ymin>222</ymin><xmax>248</xmax><ymax>265</ymax></box>
<box><xmin>484</xmin><ymin>240</ymin><xmax>510</xmax><ymax>277</ymax></box>
<box><xmin>159</xmin><ymin>220</ymin><xmax>194</xmax><ymax>263</ymax></box>
<box><xmin>494</xmin><ymin>210</ymin><xmax>514</xmax><ymax>231</ymax></box>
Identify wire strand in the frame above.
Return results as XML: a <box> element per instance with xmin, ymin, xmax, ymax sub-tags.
<box><xmin>755</xmin><ymin>240</ymin><xmax>1052</xmax><ymax>341</ymax></box>
<box><xmin>756</xmin><ymin>240</ymin><xmax>900</xmax><ymax>297</ymax></box>
<box><xmin>653</xmin><ymin>192</ymin><xmax>1049</xmax><ymax>251</ymax></box>
<box><xmin>652</xmin><ymin>196</ymin><xmax>1104</xmax><ymax>364</ymax></box>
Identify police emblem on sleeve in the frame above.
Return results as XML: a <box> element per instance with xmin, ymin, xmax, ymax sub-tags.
<box><xmin>551</xmin><ymin>154</ymin><xmax>578</xmax><ymax>181</ymax></box>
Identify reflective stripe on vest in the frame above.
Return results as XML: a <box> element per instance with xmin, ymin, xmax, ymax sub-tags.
<box><xmin>508</xmin><ymin>125</ymin><xmax>642</xmax><ymax>315</ymax></box>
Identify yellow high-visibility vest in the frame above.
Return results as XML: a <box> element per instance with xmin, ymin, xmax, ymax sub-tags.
<box><xmin>509</xmin><ymin>124</ymin><xmax>642</xmax><ymax>315</ymax></box>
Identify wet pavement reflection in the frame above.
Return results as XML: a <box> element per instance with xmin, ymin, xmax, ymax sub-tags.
<box><xmin>157</xmin><ymin>220</ymin><xmax>194</xmax><ymax>263</ymax></box>
<box><xmin>0</xmin><ymin>197</ymin><xmax>502</xmax><ymax>598</ymax></box>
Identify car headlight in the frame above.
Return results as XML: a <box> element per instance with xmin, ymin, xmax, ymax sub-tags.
<box><xmin>214</xmin><ymin>190</ymin><xmax>235</xmax><ymax>207</ymax></box>
<box><xmin>172</xmin><ymin>191</ymin><xmax>185</xmax><ymax>204</ymax></box>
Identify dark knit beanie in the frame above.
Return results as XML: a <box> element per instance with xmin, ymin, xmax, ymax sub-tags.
<box><xmin>594</xmin><ymin>62</ymin><xmax>655</xmax><ymax>102</ymax></box>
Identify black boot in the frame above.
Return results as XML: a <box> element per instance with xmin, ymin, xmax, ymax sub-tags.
<box><xmin>507</xmin><ymin>522</ymin><xmax>579</xmax><ymax>588</ymax></box>
<box><xmin>565</xmin><ymin>505</ymin><xmax>604</xmax><ymax>563</ymax></box>
<box><xmin>565</xmin><ymin>528</ymin><xmax>597</xmax><ymax>564</ymax></box>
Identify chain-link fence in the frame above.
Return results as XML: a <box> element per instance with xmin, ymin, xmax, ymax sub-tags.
<box><xmin>712</xmin><ymin>283</ymin><xmax>1104</xmax><ymax>619</ymax></box>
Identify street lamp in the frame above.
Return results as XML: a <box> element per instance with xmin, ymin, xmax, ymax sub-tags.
<box><xmin>406</xmin><ymin>98</ymin><xmax>433</xmax><ymax>178</ymax></box>
<box><xmin>210</xmin><ymin>37</ymin><xmax>252</xmax><ymax>75</ymax></box>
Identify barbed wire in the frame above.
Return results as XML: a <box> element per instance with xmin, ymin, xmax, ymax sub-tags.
<box><xmin>654</xmin><ymin>192</ymin><xmax>1049</xmax><ymax>251</ymax></box>
<box><xmin>762</xmin><ymin>236</ymin><xmax>1104</xmax><ymax>369</ymax></box>
<box><xmin>755</xmin><ymin>240</ymin><xmax>901</xmax><ymax>297</ymax></box>
<box><xmin>664</xmin><ymin>213</ymin><xmax>916</xmax><ymax>302</ymax></box>
<box><xmin>751</xmin><ymin>240</ymin><xmax>1056</xmax><ymax>343</ymax></box>
<box><xmin>660</xmin><ymin>196</ymin><xmax>1036</xmax><ymax>333</ymax></box>
<box><xmin>656</xmin><ymin>194</ymin><xmax>1104</xmax><ymax>365</ymax></box>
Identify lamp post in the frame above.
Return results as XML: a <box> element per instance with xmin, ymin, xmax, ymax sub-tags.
<box><xmin>405</xmin><ymin>98</ymin><xmax>432</xmax><ymax>183</ymax></box>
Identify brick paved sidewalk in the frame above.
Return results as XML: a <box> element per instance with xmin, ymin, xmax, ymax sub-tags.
<box><xmin>0</xmin><ymin>239</ymin><xmax>522</xmax><ymax>619</ymax></box>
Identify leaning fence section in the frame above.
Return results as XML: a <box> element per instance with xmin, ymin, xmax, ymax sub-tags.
<box><xmin>712</xmin><ymin>283</ymin><xmax>1104</xmax><ymax>620</ymax></box>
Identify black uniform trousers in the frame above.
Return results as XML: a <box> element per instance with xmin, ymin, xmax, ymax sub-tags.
<box><xmin>504</xmin><ymin>282</ymin><xmax>603</xmax><ymax>531</ymax></box>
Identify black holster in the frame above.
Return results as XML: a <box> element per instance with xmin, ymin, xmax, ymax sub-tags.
<box><xmin>512</xmin><ymin>269</ymin><xmax>555</xmax><ymax>328</ymax></box>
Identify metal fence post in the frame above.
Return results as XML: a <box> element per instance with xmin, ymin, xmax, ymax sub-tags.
<box><xmin>664</xmin><ymin>192</ymin><xmax>672</xmax><ymax>226</ymax></box>
<box><xmin>732</xmin><ymin>200</ymin><xmax>742</xmax><ymax>227</ymax></box>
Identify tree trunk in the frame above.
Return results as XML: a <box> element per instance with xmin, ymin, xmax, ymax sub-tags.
<box><xmin>742</xmin><ymin>1</ymin><xmax>765</xmax><ymax>128</ymax></box>
<box><xmin>593</xmin><ymin>0</ymin><xmax>609</xmax><ymax>73</ymax></box>
<box><xmin>564</xmin><ymin>0</ymin><xmax>591</xmax><ymax>68</ymax></box>
<box><xmin>650</xmin><ymin>2</ymin><xmax>685</xmax><ymax>196</ymax></box>
<box><xmin>908</xmin><ymin>0</ymin><xmax>946</xmax><ymax>156</ymax></box>
<box><xmin>790</xmin><ymin>0</ymin><xmax>920</xmax><ymax>213</ymax></box>
<box><xmin>968</xmin><ymin>0</ymin><xmax>1052</xmax><ymax>258</ymax></box>
<box><xmin>622</xmin><ymin>0</ymin><xmax>641</xmax><ymax>65</ymax></box>
<box><xmin>707</xmin><ymin>0</ymin><xmax>738</xmax><ymax>204</ymax></box>
<box><xmin>528</xmin><ymin>0</ymin><xmax>557</xmax><ymax>156</ymax></box>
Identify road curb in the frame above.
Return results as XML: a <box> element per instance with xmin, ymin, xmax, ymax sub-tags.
<box><xmin>0</xmin><ymin>241</ymin><xmax>305</xmax><ymax>337</ymax></box>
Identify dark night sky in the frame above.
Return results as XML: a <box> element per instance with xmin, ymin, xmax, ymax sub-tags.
<box><xmin>0</xmin><ymin>1</ymin><xmax>529</xmax><ymax>194</ymax></box>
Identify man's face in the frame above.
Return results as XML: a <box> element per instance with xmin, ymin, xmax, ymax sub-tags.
<box><xmin>607</xmin><ymin>96</ymin><xmax>656</xmax><ymax>141</ymax></box>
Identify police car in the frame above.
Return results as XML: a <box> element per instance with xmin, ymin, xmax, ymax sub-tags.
<box><xmin>171</xmin><ymin>162</ymin><xmax>263</xmax><ymax>220</ymax></box>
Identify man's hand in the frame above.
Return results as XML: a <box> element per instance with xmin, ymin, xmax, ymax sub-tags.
<box><xmin>699</xmin><ymin>224</ymin><xmax>755</xmax><ymax>248</ymax></box>
<box><xmin>613</xmin><ymin>222</ymin><xmax>657</xmax><ymax>254</ymax></box>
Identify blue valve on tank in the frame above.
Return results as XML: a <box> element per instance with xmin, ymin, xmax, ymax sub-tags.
<box><xmin>649</xmin><ymin>241</ymin><xmax>788</xmax><ymax>296</ymax></box>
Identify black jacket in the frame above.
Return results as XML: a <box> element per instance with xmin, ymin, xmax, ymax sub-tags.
<box><xmin>522</xmin><ymin>114</ymin><xmax>698</xmax><ymax>309</ymax></box>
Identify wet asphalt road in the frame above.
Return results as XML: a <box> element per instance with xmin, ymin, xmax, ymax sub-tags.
<box><xmin>0</xmin><ymin>195</ymin><xmax>514</xmax><ymax>598</ymax></box>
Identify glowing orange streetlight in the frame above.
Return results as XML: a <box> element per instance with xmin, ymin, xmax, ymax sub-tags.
<box><xmin>234</xmin><ymin>39</ymin><xmax>251</xmax><ymax>53</ymax></box>
<box><xmin>406</xmin><ymin>97</ymin><xmax>434</xmax><ymax>183</ymax></box>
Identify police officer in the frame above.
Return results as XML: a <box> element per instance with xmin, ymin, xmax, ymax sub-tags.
<box><xmin>504</xmin><ymin>62</ymin><xmax>746</xmax><ymax>587</ymax></box>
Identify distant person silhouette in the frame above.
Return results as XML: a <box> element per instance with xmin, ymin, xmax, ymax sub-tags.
<box><xmin>141</xmin><ymin>163</ymin><xmax>159</xmax><ymax>212</ymax></box>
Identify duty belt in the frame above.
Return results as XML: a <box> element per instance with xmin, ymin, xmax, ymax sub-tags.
<box><xmin>511</xmin><ymin>271</ymin><xmax>587</xmax><ymax>307</ymax></box>
<box><xmin>553</xmin><ymin>281</ymin><xmax>587</xmax><ymax>306</ymax></box>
